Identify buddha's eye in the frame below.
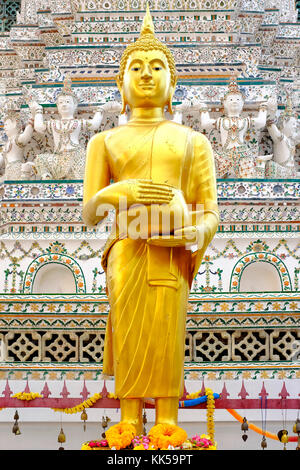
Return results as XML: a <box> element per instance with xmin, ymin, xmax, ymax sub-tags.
<box><xmin>131</xmin><ymin>66</ymin><xmax>140</xmax><ymax>71</ymax></box>
<box><xmin>153</xmin><ymin>66</ymin><xmax>162</xmax><ymax>71</ymax></box>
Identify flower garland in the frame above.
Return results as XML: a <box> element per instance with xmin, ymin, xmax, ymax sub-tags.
<box><xmin>52</xmin><ymin>392</ymin><xmax>102</xmax><ymax>414</ymax></box>
<box><xmin>205</xmin><ymin>388</ymin><xmax>216</xmax><ymax>443</ymax></box>
<box><xmin>132</xmin><ymin>435</ymin><xmax>155</xmax><ymax>450</ymax></box>
<box><xmin>148</xmin><ymin>424</ymin><xmax>188</xmax><ymax>450</ymax></box>
<box><xmin>190</xmin><ymin>434</ymin><xmax>216</xmax><ymax>450</ymax></box>
<box><xmin>12</xmin><ymin>392</ymin><xmax>42</xmax><ymax>401</ymax></box>
<box><xmin>81</xmin><ymin>439</ymin><xmax>108</xmax><ymax>450</ymax></box>
<box><xmin>105</xmin><ymin>422</ymin><xmax>136</xmax><ymax>450</ymax></box>
<box><xmin>185</xmin><ymin>387</ymin><xmax>216</xmax><ymax>447</ymax></box>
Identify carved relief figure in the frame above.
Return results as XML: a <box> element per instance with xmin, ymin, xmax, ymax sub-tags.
<box><xmin>0</xmin><ymin>110</ymin><xmax>34</xmax><ymax>182</ymax></box>
<box><xmin>199</xmin><ymin>78</ymin><xmax>270</xmax><ymax>178</ymax></box>
<box><xmin>265</xmin><ymin>97</ymin><xmax>299</xmax><ymax>178</ymax></box>
<box><xmin>29</xmin><ymin>77</ymin><xmax>120</xmax><ymax>180</ymax></box>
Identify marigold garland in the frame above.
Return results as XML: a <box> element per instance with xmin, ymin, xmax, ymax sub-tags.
<box><xmin>148</xmin><ymin>424</ymin><xmax>188</xmax><ymax>450</ymax></box>
<box><xmin>205</xmin><ymin>388</ymin><xmax>215</xmax><ymax>444</ymax></box>
<box><xmin>105</xmin><ymin>422</ymin><xmax>136</xmax><ymax>450</ymax></box>
<box><xmin>52</xmin><ymin>392</ymin><xmax>102</xmax><ymax>414</ymax></box>
<box><xmin>12</xmin><ymin>392</ymin><xmax>42</xmax><ymax>401</ymax></box>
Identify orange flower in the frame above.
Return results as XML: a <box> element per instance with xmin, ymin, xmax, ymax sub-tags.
<box><xmin>148</xmin><ymin>424</ymin><xmax>187</xmax><ymax>449</ymax></box>
<box><xmin>105</xmin><ymin>422</ymin><xmax>136</xmax><ymax>450</ymax></box>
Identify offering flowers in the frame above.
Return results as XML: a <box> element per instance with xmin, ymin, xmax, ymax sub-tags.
<box><xmin>148</xmin><ymin>424</ymin><xmax>188</xmax><ymax>450</ymax></box>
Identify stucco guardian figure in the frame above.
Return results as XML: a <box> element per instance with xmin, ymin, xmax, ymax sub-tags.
<box><xmin>82</xmin><ymin>8</ymin><xmax>219</xmax><ymax>438</ymax></box>
<box><xmin>0</xmin><ymin>110</ymin><xmax>34</xmax><ymax>182</ymax></box>
<box><xmin>199</xmin><ymin>78</ymin><xmax>270</xmax><ymax>178</ymax></box>
<box><xmin>29</xmin><ymin>77</ymin><xmax>120</xmax><ymax>180</ymax></box>
<box><xmin>265</xmin><ymin>97</ymin><xmax>299</xmax><ymax>178</ymax></box>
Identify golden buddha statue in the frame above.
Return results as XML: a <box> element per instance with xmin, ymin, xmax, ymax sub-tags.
<box><xmin>82</xmin><ymin>6</ymin><xmax>219</xmax><ymax>435</ymax></box>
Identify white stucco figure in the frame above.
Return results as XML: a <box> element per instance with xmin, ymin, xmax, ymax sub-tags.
<box><xmin>264</xmin><ymin>97</ymin><xmax>299</xmax><ymax>178</ymax></box>
<box><xmin>29</xmin><ymin>77</ymin><xmax>121</xmax><ymax>180</ymax></box>
<box><xmin>0</xmin><ymin>110</ymin><xmax>34</xmax><ymax>182</ymax></box>
<box><xmin>199</xmin><ymin>78</ymin><xmax>270</xmax><ymax>178</ymax></box>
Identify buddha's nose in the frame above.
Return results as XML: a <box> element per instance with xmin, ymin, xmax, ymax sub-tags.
<box><xmin>141</xmin><ymin>64</ymin><xmax>152</xmax><ymax>79</ymax></box>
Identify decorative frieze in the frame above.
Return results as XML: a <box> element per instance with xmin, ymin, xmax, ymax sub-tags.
<box><xmin>2</xmin><ymin>179</ymin><xmax>299</xmax><ymax>203</ymax></box>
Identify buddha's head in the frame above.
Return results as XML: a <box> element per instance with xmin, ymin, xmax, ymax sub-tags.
<box><xmin>116</xmin><ymin>6</ymin><xmax>177</xmax><ymax>114</ymax></box>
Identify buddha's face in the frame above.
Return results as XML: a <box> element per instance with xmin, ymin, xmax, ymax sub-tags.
<box><xmin>224</xmin><ymin>93</ymin><xmax>244</xmax><ymax>117</ymax></box>
<box><xmin>122</xmin><ymin>49</ymin><xmax>172</xmax><ymax>109</ymax></box>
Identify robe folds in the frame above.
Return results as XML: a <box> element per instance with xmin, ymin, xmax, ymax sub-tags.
<box><xmin>84</xmin><ymin>120</ymin><xmax>219</xmax><ymax>400</ymax></box>
<box><xmin>103</xmin><ymin>238</ymin><xmax>191</xmax><ymax>398</ymax></box>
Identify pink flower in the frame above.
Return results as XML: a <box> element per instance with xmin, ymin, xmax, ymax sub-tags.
<box><xmin>100</xmin><ymin>439</ymin><xmax>108</xmax><ymax>447</ymax></box>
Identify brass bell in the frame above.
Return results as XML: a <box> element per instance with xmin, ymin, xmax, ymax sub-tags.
<box><xmin>81</xmin><ymin>410</ymin><xmax>88</xmax><ymax>431</ymax></box>
<box><xmin>277</xmin><ymin>429</ymin><xmax>289</xmax><ymax>449</ymax></box>
<box><xmin>102</xmin><ymin>416</ymin><xmax>108</xmax><ymax>429</ymax></box>
<box><xmin>58</xmin><ymin>428</ymin><xmax>66</xmax><ymax>443</ymax></box>
<box><xmin>261</xmin><ymin>436</ymin><xmax>267</xmax><ymax>449</ymax></box>
<box><xmin>14</xmin><ymin>411</ymin><xmax>19</xmax><ymax>421</ymax></box>
<box><xmin>293</xmin><ymin>419</ymin><xmax>300</xmax><ymax>435</ymax></box>
<box><xmin>241</xmin><ymin>417</ymin><xmax>248</xmax><ymax>431</ymax></box>
<box><xmin>241</xmin><ymin>417</ymin><xmax>248</xmax><ymax>441</ymax></box>
<box><xmin>12</xmin><ymin>422</ymin><xmax>20</xmax><ymax>435</ymax></box>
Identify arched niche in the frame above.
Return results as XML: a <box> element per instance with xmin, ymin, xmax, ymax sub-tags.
<box><xmin>31</xmin><ymin>263</ymin><xmax>77</xmax><ymax>294</ymax></box>
<box><xmin>238</xmin><ymin>261</ymin><xmax>282</xmax><ymax>292</ymax></box>
<box><xmin>230</xmin><ymin>252</ymin><xmax>292</xmax><ymax>292</ymax></box>
<box><xmin>23</xmin><ymin>253</ymin><xmax>86</xmax><ymax>294</ymax></box>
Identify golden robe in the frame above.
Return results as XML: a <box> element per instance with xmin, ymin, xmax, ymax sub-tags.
<box><xmin>84</xmin><ymin>120</ymin><xmax>218</xmax><ymax>399</ymax></box>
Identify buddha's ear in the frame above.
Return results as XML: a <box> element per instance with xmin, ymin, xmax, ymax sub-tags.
<box><xmin>116</xmin><ymin>74</ymin><xmax>128</xmax><ymax>114</ymax></box>
<box><xmin>167</xmin><ymin>79</ymin><xmax>177</xmax><ymax>115</ymax></box>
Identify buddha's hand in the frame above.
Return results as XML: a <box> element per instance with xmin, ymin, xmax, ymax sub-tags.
<box><xmin>113</xmin><ymin>180</ymin><xmax>174</xmax><ymax>207</ymax></box>
<box><xmin>147</xmin><ymin>224</ymin><xmax>208</xmax><ymax>248</ymax></box>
